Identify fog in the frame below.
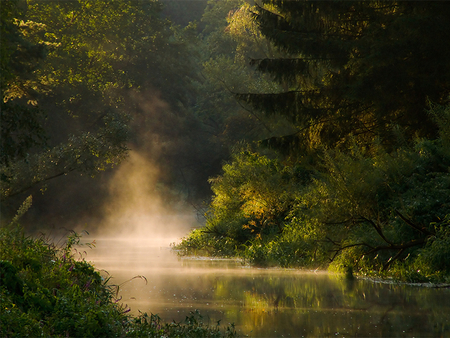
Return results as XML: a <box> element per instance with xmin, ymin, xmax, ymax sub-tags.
<box><xmin>89</xmin><ymin>89</ymin><xmax>202</xmax><ymax>245</ymax></box>
<box><xmin>16</xmin><ymin>87</ymin><xmax>209</xmax><ymax>246</ymax></box>
<box><xmin>88</xmin><ymin>150</ymin><xmax>197</xmax><ymax>246</ymax></box>
<box><xmin>81</xmin><ymin>237</ymin><xmax>450</xmax><ymax>338</ymax></box>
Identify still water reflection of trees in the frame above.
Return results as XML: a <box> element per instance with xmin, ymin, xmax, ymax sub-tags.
<box><xmin>202</xmin><ymin>272</ymin><xmax>447</xmax><ymax>336</ymax></box>
<box><xmin>90</xmin><ymin>243</ymin><xmax>450</xmax><ymax>337</ymax></box>
<box><xmin>123</xmin><ymin>260</ymin><xmax>449</xmax><ymax>337</ymax></box>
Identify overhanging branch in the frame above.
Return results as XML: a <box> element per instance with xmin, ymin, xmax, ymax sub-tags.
<box><xmin>395</xmin><ymin>209</ymin><xmax>435</xmax><ymax>236</ymax></box>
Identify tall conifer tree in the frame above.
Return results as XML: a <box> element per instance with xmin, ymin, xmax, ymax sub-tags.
<box><xmin>237</xmin><ymin>1</ymin><xmax>450</xmax><ymax>151</ymax></box>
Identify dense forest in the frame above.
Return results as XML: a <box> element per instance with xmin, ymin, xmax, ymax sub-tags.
<box><xmin>186</xmin><ymin>1</ymin><xmax>450</xmax><ymax>283</ymax></box>
<box><xmin>1</xmin><ymin>0</ymin><xmax>450</xmax><ymax>335</ymax></box>
<box><xmin>175</xmin><ymin>0</ymin><xmax>449</xmax><ymax>284</ymax></box>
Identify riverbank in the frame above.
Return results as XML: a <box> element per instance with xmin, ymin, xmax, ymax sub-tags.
<box><xmin>174</xmin><ymin>102</ymin><xmax>450</xmax><ymax>286</ymax></box>
<box><xmin>175</xmin><ymin>249</ymin><xmax>450</xmax><ymax>287</ymax></box>
<box><xmin>357</xmin><ymin>276</ymin><xmax>450</xmax><ymax>289</ymax></box>
<box><xmin>0</xmin><ymin>227</ymin><xmax>238</xmax><ymax>337</ymax></box>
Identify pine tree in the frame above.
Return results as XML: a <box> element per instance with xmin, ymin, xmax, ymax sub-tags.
<box><xmin>237</xmin><ymin>1</ymin><xmax>450</xmax><ymax>152</ymax></box>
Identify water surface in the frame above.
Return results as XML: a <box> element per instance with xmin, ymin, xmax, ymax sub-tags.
<box><xmin>84</xmin><ymin>238</ymin><xmax>450</xmax><ymax>337</ymax></box>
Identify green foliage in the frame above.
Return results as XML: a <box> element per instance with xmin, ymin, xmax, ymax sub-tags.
<box><xmin>0</xmin><ymin>0</ymin><xmax>49</xmax><ymax>166</ymax></box>
<box><xmin>175</xmin><ymin>227</ymin><xmax>239</xmax><ymax>258</ymax></box>
<box><xmin>177</xmin><ymin>103</ymin><xmax>450</xmax><ymax>283</ymax></box>
<box><xmin>1</xmin><ymin>112</ymin><xmax>130</xmax><ymax>201</ymax></box>
<box><xmin>1</xmin><ymin>0</ymin><xmax>242</xmax><ymax>222</ymax></box>
<box><xmin>185</xmin><ymin>0</ymin><xmax>450</xmax><ymax>284</ymax></box>
<box><xmin>0</xmin><ymin>227</ymin><xmax>123</xmax><ymax>337</ymax></box>
<box><xmin>1</xmin><ymin>0</ymin><xmax>220</xmax><ymax>224</ymax></box>
<box><xmin>175</xmin><ymin>147</ymin><xmax>315</xmax><ymax>266</ymax></box>
<box><xmin>305</xmin><ymin>125</ymin><xmax>450</xmax><ymax>280</ymax></box>
<box><xmin>208</xmin><ymin>149</ymin><xmax>300</xmax><ymax>239</ymax></box>
<box><xmin>185</xmin><ymin>0</ymin><xmax>292</xmax><ymax>187</ymax></box>
<box><xmin>0</xmin><ymin>0</ymin><xmax>146</xmax><ymax>215</ymax></box>
<box><xmin>428</xmin><ymin>100</ymin><xmax>450</xmax><ymax>155</ymax></box>
<box><xmin>413</xmin><ymin>217</ymin><xmax>450</xmax><ymax>282</ymax></box>
<box><xmin>166</xmin><ymin>1</ymin><xmax>450</xmax><ymax>285</ymax></box>
<box><xmin>237</xmin><ymin>1</ymin><xmax>450</xmax><ymax>153</ymax></box>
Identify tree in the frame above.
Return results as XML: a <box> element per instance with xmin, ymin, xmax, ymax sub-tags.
<box><xmin>190</xmin><ymin>0</ymin><xmax>292</xmax><ymax>161</ymax></box>
<box><xmin>176</xmin><ymin>1</ymin><xmax>450</xmax><ymax>280</ymax></box>
<box><xmin>1</xmin><ymin>0</ymin><xmax>235</xmax><ymax>223</ymax></box>
<box><xmin>1</xmin><ymin>1</ymin><xmax>174</xmax><ymax>209</ymax></box>
<box><xmin>1</xmin><ymin>0</ymin><xmax>48</xmax><ymax>166</ymax></box>
<box><xmin>237</xmin><ymin>1</ymin><xmax>450</xmax><ymax>152</ymax></box>
<box><xmin>308</xmin><ymin>104</ymin><xmax>450</xmax><ymax>277</ymax></box>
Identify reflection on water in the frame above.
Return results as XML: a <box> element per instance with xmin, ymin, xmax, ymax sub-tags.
<box><xmin>84</xmin><ymin>238</ymin><xmax>450</xmax><ymax>337</ymax></box>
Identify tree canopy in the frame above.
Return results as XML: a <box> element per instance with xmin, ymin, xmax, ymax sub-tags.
<box><xmin>237</xmin><ymin>1</ymin><xmax>450</xmax><ymax>152</ymax></box>
<box><xmin>0</xmin><ymin>0</ymin><xmax>198</xmax><ymax>212</ymax></box>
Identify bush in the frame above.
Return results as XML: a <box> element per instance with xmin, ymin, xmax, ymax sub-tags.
<box><xmin>0</xmin><ymin>227</ymin><xmax>127</xmax><ymax>337</ymax></box>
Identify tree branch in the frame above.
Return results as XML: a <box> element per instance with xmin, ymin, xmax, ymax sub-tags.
<box><xmin>359</xmin><ymin>216</ymin><xmax>394</xmax><ymax>245</ymax></box>
<box><xmin>395</xmin><ymin>210</ymin><xmax>435</xmax><ymax>236</ymax></box>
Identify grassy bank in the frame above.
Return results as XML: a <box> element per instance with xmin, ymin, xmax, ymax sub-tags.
<box><xmin>0</xmin><ymin>226</ymin><xmax>237</xmax><ymax>338</ymax></box>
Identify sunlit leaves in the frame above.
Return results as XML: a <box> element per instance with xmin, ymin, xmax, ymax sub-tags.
<box><xmin>24</xmin><ymin>0</ymin><xmax>167</xmax><ymax>101</ymax></box>
<box><xmin>179</xmin><ymin>100</ymin><xmax>450</xmax><ymax>281</ymax></box>
<box><xmin>1</xmin><ymin>0</ymin><xmax>179</xmax><ymax>207</ymax></box>
<box><xmin>1</xmin><ymin>112</ymin><xmax>130</xmax><ymax>201</ymax></box>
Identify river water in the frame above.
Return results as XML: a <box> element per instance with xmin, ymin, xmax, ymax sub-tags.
<box><xmin>83</xmin><ymin>237</ymin><xmax>450</xmax><ymax>337</ymax></box>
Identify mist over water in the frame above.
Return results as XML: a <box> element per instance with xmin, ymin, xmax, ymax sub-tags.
<box><xmin>92</xmin><ymin>150</ymin><xmax>197</xmax><ymax>246</ymax></box>
<box><xmin>85</xmin><ymin>238</ymin><xmax>450</xmax><ymax>338</ymax></box>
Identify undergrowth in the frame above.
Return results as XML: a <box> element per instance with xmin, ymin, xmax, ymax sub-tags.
<box><xmin>0</xmin><ymin>224</ymin><xmax>238</xmax><ymax>338</ymax></box>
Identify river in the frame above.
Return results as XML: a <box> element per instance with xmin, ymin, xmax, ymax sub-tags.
<box><xmin>83</xmin><ymin>237</ymin><xmax>450</xmax><ymax>337</ymax></box>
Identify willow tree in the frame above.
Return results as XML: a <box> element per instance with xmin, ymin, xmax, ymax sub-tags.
<box><xmin>237</xmin><ymin>1</ymin><xmax>450</xmax><ymax>152</ymax></box>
